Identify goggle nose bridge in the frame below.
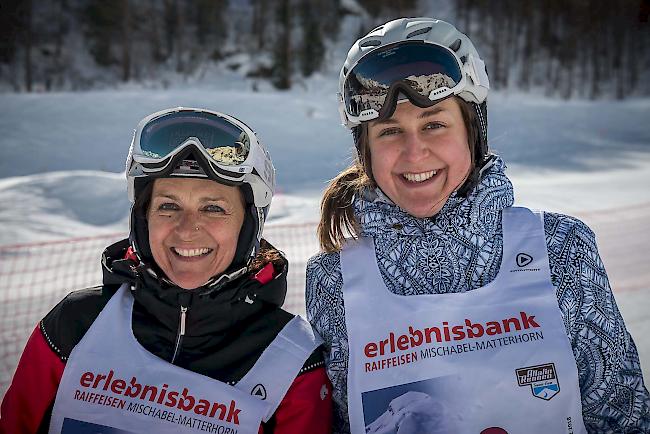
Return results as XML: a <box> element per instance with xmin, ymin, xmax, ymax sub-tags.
<box><xmin>376</xmin><ymin>80</ymin><xmax>453</xmax><ymax>120</ymax></box>
<box><xmin>169</xmin><ymin>141</ymin><xmax>210</xmax><ymax>176</ymax></box>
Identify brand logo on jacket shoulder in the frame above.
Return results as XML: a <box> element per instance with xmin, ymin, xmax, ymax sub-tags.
<box><xmin>251</xmin><ymin>384</ymin><xmax>267</xmax><ymax>400</ymax></box>
<box><xmin>516</xmin><ymin>363</ymin><xmax>560</xmax><ymax>400</ymax></box>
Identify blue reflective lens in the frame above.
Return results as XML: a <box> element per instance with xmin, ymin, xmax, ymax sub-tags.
<box><xmin>139</xmin><ymin>111</ymin><xmax>250</xmax><ymax>166</ymax></box>
<box><xmin>344</xmin><ymin>42</ymin><xmax>463</xmax><ymax>117</ymax></box>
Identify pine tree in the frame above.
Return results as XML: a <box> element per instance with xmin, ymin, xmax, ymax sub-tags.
<box><xmin>299</xmin><ymin>0</ymin><xmax>324</xmax><ymax>77</ymax></box>
<box><xmin>272</xmin><ymin>0</ymin><xmax>291</xmax><ymax>89</ymax></box>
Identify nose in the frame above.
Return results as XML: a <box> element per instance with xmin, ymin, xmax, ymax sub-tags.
<box><xmin>401</xmin><ymin>131</ymin><xmax>429</xmax><ymax>161</ymax></box>
<box><xmin>175</xmin><ymin>211</ymin><xmax>201</xmax><ymax>239</ymax></box>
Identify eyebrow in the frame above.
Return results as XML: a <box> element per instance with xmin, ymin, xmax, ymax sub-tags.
<box><xmin>152</xmin><ymin>193</ymin><xmax>227</xmax><ymax>202</ymax></box>
<box><xmin>372</xmin><ymin>106</ymin><xmax>446</xmax><ymax>126</ymax></box>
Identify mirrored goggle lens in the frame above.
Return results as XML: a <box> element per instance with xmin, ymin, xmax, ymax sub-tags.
<box><xmin>139</xmin><ymin>112</ymin><xmax>251</xmax><ymax>166</ymax></box>
<box><xmin>344</xmin><ymin>42</ymin><xmax>463</xmax><ymax>117</ymax></box>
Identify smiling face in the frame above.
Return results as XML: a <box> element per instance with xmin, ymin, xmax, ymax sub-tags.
<box><xmin>147</xmin><ymin>178</ymin><xmax>245</xmax><ymax>290</ymax></box>
<box><xmin>367</xmin><ymin>98</ymin><xmax>472</xmax><ymax>218</ymax></box>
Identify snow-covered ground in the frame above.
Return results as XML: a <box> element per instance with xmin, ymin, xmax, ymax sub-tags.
<box><xmin>1</xmin><ymin>81</ymin><xmax>649</xmax><ymax>389</ymax></box>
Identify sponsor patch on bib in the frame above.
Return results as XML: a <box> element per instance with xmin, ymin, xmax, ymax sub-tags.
<box><xmin>516</xmin><ymin>363</ymin><xmax>560</xmax><ymax>400</ymax></box>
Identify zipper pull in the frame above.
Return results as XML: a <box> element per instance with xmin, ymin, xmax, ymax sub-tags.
<box><xmin>179</xmin><ymin>306</ymin><xmax>188</xmax><ymax>336</ymax></box>
<box><xmin>171</xmin><ymin>305</ymin><xmax>188</xmax><ymax>364</ymax></box>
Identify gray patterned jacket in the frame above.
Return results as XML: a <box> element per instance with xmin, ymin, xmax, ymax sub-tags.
<box><xmin>306</xmin><ymin>156</ymin><xmax>650</xmax><ymax>433</ymax></box>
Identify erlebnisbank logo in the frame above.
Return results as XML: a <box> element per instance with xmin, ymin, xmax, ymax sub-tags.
<box><xmin>361</xmin><ymin>311</ymin><xmax>544</xmax><ymax>374</ymax></box>
<box><xmin>364</xmin><ymin>311</ymin><xmax>541</xmax><ymax>360</ymax></box>
<box><xmin>76</xmin><ymin>370</ymin><xmax>242</xmax><ymax>424</ymax></box>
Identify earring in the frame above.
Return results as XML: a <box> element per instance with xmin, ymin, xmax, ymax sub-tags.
<box><xmin>195</xmin><ymin>226</ymin><xmax>200</xmax><ymax>231</ymax></box>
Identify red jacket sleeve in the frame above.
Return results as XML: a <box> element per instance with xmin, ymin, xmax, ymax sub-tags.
<box><xmin>271</xmin><ymin>367</ymin><xmax>332</xmax><ymax>434</ymax></box>
<box><xmin>0</xmin><ymin>325</ymin><xmax>65</xmax><ymax>434</ymax></box>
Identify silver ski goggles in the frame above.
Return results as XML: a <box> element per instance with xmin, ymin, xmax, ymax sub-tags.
<box><xmin>128</xmin><ymin>108</ymin><xmax>275</xmax><ymax>207</ymax></box>
<box><xmin>341</xmin><ymin>41</ymin><xmax>470</xmax><ymax>124</ymax></box>
<box><xmin>133</xmin><ymin>109</ymin><xmax>253</xmax><ymax>175</ymax></box>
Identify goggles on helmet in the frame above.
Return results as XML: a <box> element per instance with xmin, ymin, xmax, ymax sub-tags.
<box><xmin>128</xmin><ymin>108</ymin><xmax>274</xmax><ymax>208</ymax></box>
<box><xmin>340</xmin><ymin>41</ymin><xmax>487</xmax><ymax>124</ymax></box>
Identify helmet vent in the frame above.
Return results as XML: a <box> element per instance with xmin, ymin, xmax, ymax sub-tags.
<box><xmin>449</xmin><ymin>38</ymin><xmax>462</xmax><ymax>52</ymax></box>
<box><xmin>360</xmin><ymin>39</ymin><xmax>381</xmax><ymax>48</ymax></box>
<box><xmin>406</xmin><ymin>27</ymin><xmax>432</xmax><ymax>39</ymax></box>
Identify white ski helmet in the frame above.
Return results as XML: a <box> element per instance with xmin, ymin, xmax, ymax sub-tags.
<box><xmin>338</xmin><ymin>17</ymin><xmax>490</xmax><ymax>128</ymax></box>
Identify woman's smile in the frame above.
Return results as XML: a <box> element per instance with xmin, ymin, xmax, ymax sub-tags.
<box><xmin>401</xmin><ymin>169</ymin><xmax>438</xmax><ymax>183</ymax></box>
<box><xmin>170</xmin><ymin>247</ymin><xmax>213</xmax><ymax>258</ymax></box>
<box><xmin>401</xmin><ymin>170</ymin><xmax>438</xmax><ymax>186</ymax></box>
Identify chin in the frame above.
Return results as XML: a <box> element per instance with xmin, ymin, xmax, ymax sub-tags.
<box><xmin>401</xmin><ymin>203</ymin><xmax>444</xmax><ymax>219</ymax></box>
<box><xmin>171</xmin><ymin>275</ymin><xmax>210</xmax><ymax>290</ymax></box>
<box><xmin>409</xmin><ymin>210</ymin><xmax>438</xmax><ymax>219</ymax></box>
<box><xmin>400</xmin><ymin>194</ymin><xmax>450</xmax><ymax>218</ymax></box>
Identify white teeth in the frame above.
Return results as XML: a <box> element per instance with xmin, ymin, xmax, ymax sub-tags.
<box><xmin>403</xmin><ymin>170</ymin><xmax>437</xmax><ymax>183</ymax></box>
<box><xmin>174</xmin><ymin>248</ymin><xmax>211</xmax><ymax>257</ymax></box>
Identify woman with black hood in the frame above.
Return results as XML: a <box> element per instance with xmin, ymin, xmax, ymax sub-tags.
<box><xmin>1</xmin><ymin>108</ymin><xmax>332</xmax><ymax>434</ymax></box>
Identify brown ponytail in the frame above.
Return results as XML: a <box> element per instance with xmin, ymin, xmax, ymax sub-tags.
<box><xmin>317</xmin><ymin>122</ymin><xmax>379</xmax><ymax>252</ymax></box>
<box><xmin>317</xmin><ymin>163</ymin><xmax>367</xmax><ymax>252</ymax></box>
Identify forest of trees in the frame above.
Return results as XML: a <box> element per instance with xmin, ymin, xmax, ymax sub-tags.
<box><xmin>1</xmin><ymin>0</ymin><xmax>648</xmax><ymax>98</ymax></box>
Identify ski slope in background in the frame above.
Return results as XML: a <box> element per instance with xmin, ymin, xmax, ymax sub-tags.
<box><xmin>0</xmin><ymin>81</ymin><xmax>649</xmax><ymax>383</ymax></box>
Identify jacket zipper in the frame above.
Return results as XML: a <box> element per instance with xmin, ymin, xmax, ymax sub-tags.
<box><xmin>170</xmin><ymin>305</ymin><xmax>187</xmax><ymax>364</ymax></box>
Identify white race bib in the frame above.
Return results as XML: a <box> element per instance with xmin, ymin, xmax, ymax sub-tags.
<box><xmin>49</xmin><ymin>285</ymin><xmax>321</xmax><ymax>434</ymax></box>
<box><xmin>341</xmin><ymin>207</ymin><xmax>586</xmax><ymax>434</ymax></box>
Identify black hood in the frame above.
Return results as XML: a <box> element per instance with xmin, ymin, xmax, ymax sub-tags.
<box><xmin>100</xmin><ymin>238</ymin><xmax>292</xmax><ymax>380</ymax></box>
<box><xmin>101</xmin><ymin>238</ymin><xmax>288</xmax><ymax>310</ymax></box>
<box><xmin>102</xmin><ymin>240</ymin><xmax>288</xmax><ymax>334</ymax></box>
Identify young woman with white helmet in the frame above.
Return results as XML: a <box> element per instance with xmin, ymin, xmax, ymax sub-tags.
<box><xmin>1</xmin><ymin>108</ymin><xmax>332</xmax><ymax>433</ymax></box>
<box><xmin>306</xmin><ymin>17</ymin><xmax>649</xmax><ymax>433</ymax></box>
